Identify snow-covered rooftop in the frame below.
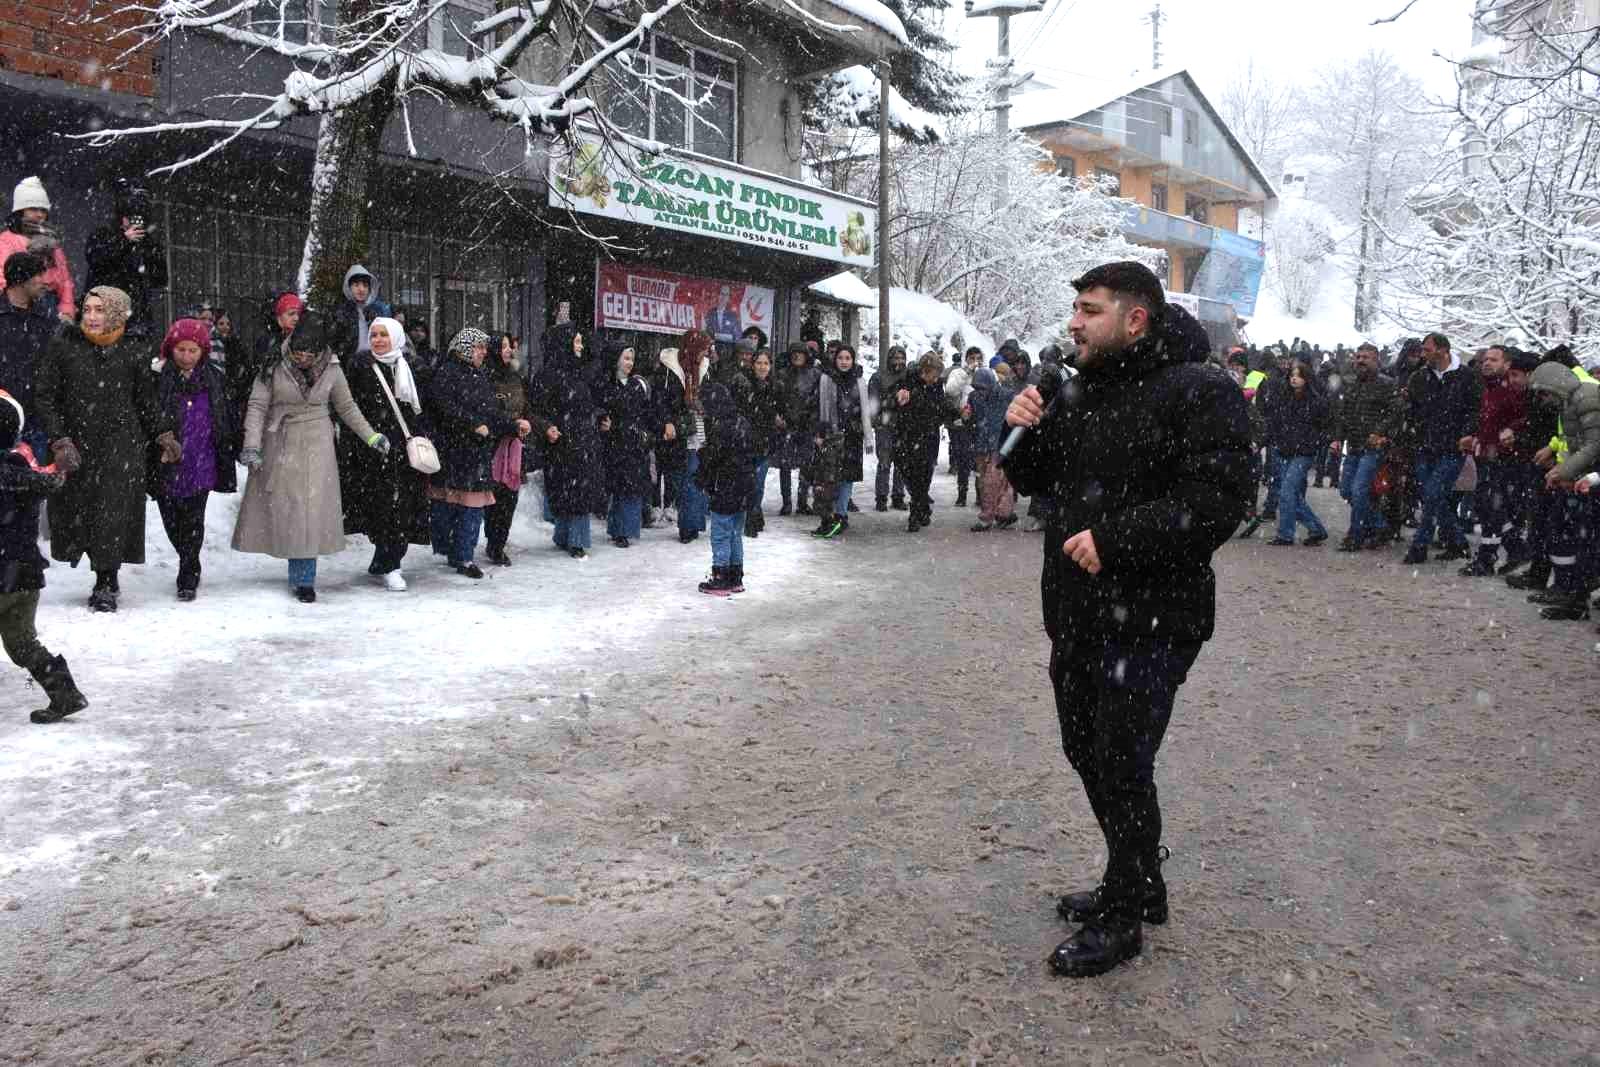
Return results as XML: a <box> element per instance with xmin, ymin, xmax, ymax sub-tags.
<box><xmin>815</xmin><ymin>0</ymin><xmax>908</xmax><ymax>46</ymax></box>
<box><xmin>1009</xmin><ymin>67</ymin><xmax>1278</xmax><ymax>202</ymax></box>
<box><xmin>808</xmin><ymin>270</ymin><xmax>878</xmax><ymax>306</ymax></box>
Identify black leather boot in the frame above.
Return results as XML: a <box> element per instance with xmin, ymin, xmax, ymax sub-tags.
<box><xmin>1048</xmin><ymin>919</ymin><xmax>1143</xmax><ymax>978</ymax></box>
<box><xmin>1506</xmin><ymin>563</ymin><xmax>1551</xmax><ymax>590</ymax></box>
<box><xmin>1057</xmin><ymin>845</ymin><xmax>1169</xmax><ymax>924</ymax></box>
<box><xmin>28</xmin><ymin>655</ymin><xmax>89</xmax><ymax>724</ymax></box>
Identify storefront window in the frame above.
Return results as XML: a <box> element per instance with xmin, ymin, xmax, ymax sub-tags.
<box><xmin>603</xmin><ymin>22</ymin><xmax>738</xmax><ymax>162</ymax></box>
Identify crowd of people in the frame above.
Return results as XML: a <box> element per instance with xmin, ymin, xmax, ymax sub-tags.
<box><xmin>0</xmin><ymin>176</ymin><xmax>1070</xmax><ymax>724</ymax></box>
<box><xmin>1227</xmin><ymin>332</ymin><xmax>1600</xmax><ymax>632</ymax></box>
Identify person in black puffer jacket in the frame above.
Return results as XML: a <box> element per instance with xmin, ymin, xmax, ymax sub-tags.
<box><xmin>891</xmin><ymin>351</ymin><xmax>959</xmax><ymax>532</ymax></box>
<box><xmin>694</xmin><ymin>378</ymin><xmax>756</xmax><ymax>594</ymax></box>
<box><xmin>1000</xmin><ymin>261</ymin><xmax>1251</xmax><ymax>981</ymax></box>
<box><xmin>0</xmin><ymin>389</ymin><xmax>87</xmax><ymax>724</ymax></box>
<box><xmin>598</xmin><ymin>339</ymin><xmax>657</xmax><ymax>548</ymax></box>
<box><xmin>425</xmin><ymin>328</ymin><xmax>530</xmax><ymax>576</ymax></box>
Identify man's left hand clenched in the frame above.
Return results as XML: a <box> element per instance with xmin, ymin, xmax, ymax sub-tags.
<box><xmin>1063</xmin><ymin>529</ymin><xmax>1101</xmax><ymax>575</ymax></box>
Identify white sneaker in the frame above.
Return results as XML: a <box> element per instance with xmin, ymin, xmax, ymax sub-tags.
<box><xmin>383</xmin><ymin>570</ymin><xmax>407</xmax><ymax>592</ymax></box>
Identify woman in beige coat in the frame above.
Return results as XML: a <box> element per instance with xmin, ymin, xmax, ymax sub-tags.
<box><xmin>232</xmin><ymin>312</ymin><xmax>391</xmax><ymax>602</ymax></box>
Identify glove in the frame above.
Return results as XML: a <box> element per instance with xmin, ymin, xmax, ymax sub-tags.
<box><xmin>239</xmin><ymin>447</ymin><xmax>264</xmax><ymax>470</ymax></box>
<box><xmin>156</xmin><ymin>431</ymin><xmax>182</xmax><ymax>464</ymax></box>
<box><xmin>50</xmin><ymin>438</ymin><xmax>82</xmax><ymax>474</ymax></box>
<box><xmin>367</xmin><ymin>432</ymin><xmax>391</xmax><ymax>456</ymax></box>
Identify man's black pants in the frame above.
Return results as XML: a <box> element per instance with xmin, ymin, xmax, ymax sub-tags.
<box><xmin>898</xmin><ymin>446</ymin><xmax>936</xmax><ymax>523</ymax></box>
<box><xmin>1050</xmin><ymin>633</ymin><xmax>1202</xmax><ymax>922</ymax></box>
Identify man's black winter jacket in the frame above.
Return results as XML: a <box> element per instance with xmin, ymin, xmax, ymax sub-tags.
<box><xmin>1002</xmin><ymin>306</ymin><xmax>1253</xmax><ymax>644</ymax></box>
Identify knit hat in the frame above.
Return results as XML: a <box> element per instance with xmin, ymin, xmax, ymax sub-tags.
<box><xmin>11</xmin><ymin>176</ymin><xmax>49</xmax><ymax>215</ymax></box>
<box><xmin>273</xmin><ymin>292</ymin><xmax>304</xmax><ymax>319</ymax></box>
<box><xmin>3</xmin><ymin>250</ymin><xmax>48</xmax><ymax>288</ymax></box>
<box><xmin>160</xmin><ymin>318</ymin><xmax>212</xmax><ymax>363</ymax></box>
<box><xmin>1509</xmin><ymin>349</ymin><xmax>1541</xmax><ymax>373</ymax></box>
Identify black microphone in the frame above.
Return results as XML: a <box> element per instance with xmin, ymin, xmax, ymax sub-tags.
<box><xmin>998</xmin><ymin>370</ymin><xmax>1066</xmax><ymax>460</ymax></box>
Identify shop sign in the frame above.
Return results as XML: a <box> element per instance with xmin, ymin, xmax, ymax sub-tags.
<box><xmin>596</xmin><ymin>262</ymin><xmax>774</xmax><ymax>342</ymax></box>
<box><xmin>552</xmin><ymin>138</ymin><xmax>876</xmax><ymax>268</ymax></box>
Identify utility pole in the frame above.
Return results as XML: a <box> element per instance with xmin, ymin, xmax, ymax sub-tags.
<box><xmin>877</xmin><ymin>55</ymin><xmax>891</xmax><ymax>358</ymax></box>
<box><xmin>965</xmin><ymin>1</ymin><xmax>1044</xmax><ymax>207</ymax></box>
<box><xmin>1147</xmin><ymin>1</ymin><xmax>1164</xmax><ymax>70</ymax></box>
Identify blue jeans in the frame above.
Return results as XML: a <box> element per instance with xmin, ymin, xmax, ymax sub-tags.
<box><xmin>749</xmin><ymin>458</ymin><xmax>770</xmax><ymax>514</ymax></box>
<box><xmin>1411</xmin><ymin>452</ymin><xmax>1467</xmax><ymax>551</ymax></box>
<box><xmin>553</xmin><ymin>513</ymin><xmax>593</xmax><ymax>550</ymax></box>
<box><xmin>1275</xmin><ymin>455</ymin><xmax>1327</xmax><ymax>541</ymax></box>
<box><xmin>672</xmin><ymin>450</ymin><xmax>708</xmax><ymax>534</ymax></box>
<box><xmin>607</xmin><ymin>496</ymin><xmax>643</xmax><ymax>539</ymax></box>
<box><xmin>710</xmin><ymin>510</ymin><xmax>745</xmax><ymax>567</ymax></box>
<box><xmin>833</xmin><ymin>481</ymin><xmax>853</xmax><ymax>515</ymax></box>
<box><xmin>1262</xmin><ymin>447</ymin><xmax>1285</xmax><ymax>513</ymax></box>
<box><xmin>287</xmin><ymin>558</ymin><xmax>317</xmax><ymax>588</ymax></box>
<box><xmin>1338</xmin><ymin>449</ymin><xmax>1387</xmax><ymax>542</ymax></box>
<box><xmin>430</xmin><ymin>501</ymin><xmax>484</xmax><ymax>565</ymax></box>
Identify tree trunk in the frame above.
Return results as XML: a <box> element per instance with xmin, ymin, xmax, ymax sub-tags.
<box><xmin>294</xmin><ymin>0</ymin><xmax>399</xmax><ymax>312</ymax></box>
<box><xmin>297</xmin><ymin>84</ymin><xmax>397</xmax><ymax>312</ymax></box>
<box><xmin>1352</xmin><ymin>161</ymin><xmax>1376</xmax><ymax>332</ymax></box>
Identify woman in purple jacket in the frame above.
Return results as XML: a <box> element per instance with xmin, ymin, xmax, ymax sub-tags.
<box><xmin>150</xmin><ymin>318</ymin><xmax>237</xmax><ymax>601</ymax></box>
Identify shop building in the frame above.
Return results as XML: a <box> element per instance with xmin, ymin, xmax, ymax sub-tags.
<box><xmin>0</xmin><ymin>0</ymin><xmax>901</xmax><ymax>364</ymax></box>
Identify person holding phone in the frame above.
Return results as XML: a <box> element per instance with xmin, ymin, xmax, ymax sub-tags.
<box><xmin>84</xmin><ymin>179</ymin><xmax>168</xmax><ymax>338</ymax></box>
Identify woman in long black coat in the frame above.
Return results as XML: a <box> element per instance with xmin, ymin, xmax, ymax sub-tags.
<box><xmin>33</xmin><ymin>285</ymin><xmax>179</xmax><ymax>612</ymax></box>
<box><xmin>424</xmin><ymin>328</ymin><xmax>530</xmax><ymax>578</ymax></box>
<box><xmin>598</xmin><ymin>340</ymin><xmax>657</xmax><ymax>548</ymax></box>
<box><xmin>530</xmin><ymin>324</ymin><xmax>609</xmax><ymax>559</ymax></box>
<box><xmin>338</xmin><ymin>316</ymin><xmax>431</xmax><ymax>589</ymax></box>
<box><xmin>740</xmin><ymin>349</ymin><xmax>783</xmax><ymax>537</ymax></box>
<box><xmin>483</xmin><ymin>333</ymin><xmax>531</xmax><ymax>567</ymax></box>
<box><xmin>806</xmin><ymin>343</ymin><xmax>872</xmax><ymax>537</ymax></box>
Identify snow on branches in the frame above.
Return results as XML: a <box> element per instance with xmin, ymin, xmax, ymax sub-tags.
<box><xmin>856</xmin><ymin>119</ymin><xmax>1159</xmax><ymax>343</ymax></box>
<box><xmin>73</xmin><ymin>0</ymin><xmax>689</xmax><ymax>172</ymax></box>
<box><xmin>1373</xmin><ymin>2</ymin><xmax>1600</xmax><ymax>358</ymax></box>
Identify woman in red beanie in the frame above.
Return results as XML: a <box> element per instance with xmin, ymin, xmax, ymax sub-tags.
<box><xmin>150</xmin><ymin>317</ymin><xmax>236</xmax><ymax>601</ymax></box>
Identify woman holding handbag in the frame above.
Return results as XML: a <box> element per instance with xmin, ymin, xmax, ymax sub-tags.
<box><xmin>337</xmin><ymin>316</ymin><xmax>431</xmax><ymax>591</ymax></box>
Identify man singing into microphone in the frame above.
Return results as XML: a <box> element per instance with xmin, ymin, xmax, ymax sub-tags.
<box><xmin>1002</xmin><ymin>262</ymin><xmax>1252</xmax><ymax>977</ymax></box>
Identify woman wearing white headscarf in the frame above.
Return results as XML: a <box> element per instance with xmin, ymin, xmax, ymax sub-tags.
<box><xmin>337</xmin><ymin>315</ymin><xmax>430</xmax><ymax>591</ymax></box>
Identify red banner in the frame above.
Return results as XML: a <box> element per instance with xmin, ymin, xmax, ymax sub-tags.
<box><xmin>595</xmin><ymin>263</ymin><xmax>775</xmax><ymax>342</ymax></box>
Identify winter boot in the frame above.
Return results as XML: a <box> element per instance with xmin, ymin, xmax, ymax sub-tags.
<box><xmin>1506</xmin><ymin>561</ymin><xmax>1551</xmax><ymax>590</ymax></box>
<box><xmin>1057</xmin><ymin>845</ymin><xmax>1171</xmax><ymax>926</ymax></box>
<box><xmin>744</xmin><ymin>514</ymin><xmax>760</xmax><ymax>538</ymax></box>
<box><xmin>753</xmin><ymin>508</ymin><xmax>766</xmax><ymax>533</ymax></box>
<box><xmin>890</xmin><ymin>496</ymin><xmax>907</xmax><ymax>511</ymax></box>
<box><xmin>698</xmin><ymin>566</ymin><xmax>731</xmax><ymax>596</ymax></box>
<box><xmin>726</xmin><ymin>565</ymin><xmax>745</xmax><ymax>594</ymax></box>
<box><xmin>778</xmin><ymin>502</ymin><xmax>792</xmax><ymax>517</ymax></box>
<box><xmin>1048</xmin><ymin>917</ymin><xmax>1143</xmax><ymax>979</ymax></box>
<box><xmin>28</xmin><ymin>655</ymin><xmax>89</xmax><ymax>725</ymax></box>
<box><xmin>810</xmin><ymin>513</ymin><xmax>836</xmax><ymax>537</ymax></box>
<box><xmin>88</xmin><ymin>572</ymin><xmax>117</xmax><ymax>613</ymax></box>
<box><xmin>875</xmin><ymin>497</ymin><xmax>888</xmax><ymax>512</ymax></box>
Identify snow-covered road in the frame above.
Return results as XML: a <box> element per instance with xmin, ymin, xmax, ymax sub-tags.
<box><xmin>2</xmin><ymin>477</ymin><xmax>1596</xmax><ymax>1064</ymax></box>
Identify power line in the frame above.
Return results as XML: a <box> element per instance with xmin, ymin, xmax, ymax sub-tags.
<box><xmin>1014</xmin><ymin>0</ymin><xmax>1080</xmax><ymax>64</ymax></box>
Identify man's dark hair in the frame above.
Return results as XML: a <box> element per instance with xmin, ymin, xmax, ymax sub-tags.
<box><xmin>1225</xmin><ymin>350</ymin><xmax>1249</xmax><ymax>368</ymax></box>
<box><xmin>1071</xmin><ymin>261</ymin><xmax>1166</xmax><ymax>317</ymax></box>
<box><xmin>965</xmin><ymin>345</ymin><xmax>983</xmax><ymax>357</ymax></box>
<box><xmin>1424</xmin><ymin>331</ymin><xmax>1451</xmax><ymax>352</ymax></box>
<box><xmin>1546</xmin><ymin>343</ymin><xmax>1577</xmax><ymax>368</ymax></box>
<box><xmin>1356</xmin><ymin>341</ymin><xmax>1379</xmax><ymax>354</ymax></box>
<box><xmin>3</xmin><ymin>250</ymin><xmax>48</xmax><ymax>289</ymax></box>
